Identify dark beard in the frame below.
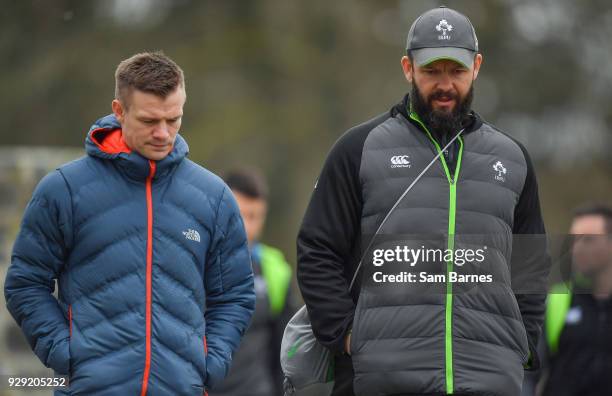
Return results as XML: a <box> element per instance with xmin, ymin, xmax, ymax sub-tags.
<box><xmin>411</xmin><ymin>83</ymin><xmax>474</xmax><ymax>139</ymax></box>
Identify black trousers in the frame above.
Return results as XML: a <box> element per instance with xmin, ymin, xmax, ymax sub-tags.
<box><xmin>331</xmin><ymin>354</ymin><xmax>354</xmax><ymax>396</ymax></box>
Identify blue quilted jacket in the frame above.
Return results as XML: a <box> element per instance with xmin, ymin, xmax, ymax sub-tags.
<box><xmin>4</xmin><ymin>115</ymin><xmax>255</xmax><ymax>395</ymax></box>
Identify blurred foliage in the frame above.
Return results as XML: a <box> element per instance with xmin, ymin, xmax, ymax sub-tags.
<box><xmin>0</xmin><ymin>0</ymin><xmax>611</xmax><ymax>263</ymax></box>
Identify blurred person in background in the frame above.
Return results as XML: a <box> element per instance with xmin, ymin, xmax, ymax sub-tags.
<box><xmin>210</xmin><ymin>168</ymin><xmax>294</xmax><ymax>396</ymax></box>
<box><xmin>297</xmin><ymin>5</ymin><xmax>549</xmax><ymax>396</ymax></box>
<box><xmin>3</xmin><ymin>51</ymin><xmax>255</xmax><ymax>395</ymax></box>
<box><xmin>540</xmin><ymin>203</ymin><xmax>612</xmax><ymax>396</ymax></box>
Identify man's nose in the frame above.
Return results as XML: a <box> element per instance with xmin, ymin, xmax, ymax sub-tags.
<box><xmin>152</xmin><ymin>122</ymin><xmax>170</xmax><ymax>139</ymax></box>
<box><xmin>436</xmin><ymin>73</ymin><xmax>453</xmax><ymax>91</ymax></box>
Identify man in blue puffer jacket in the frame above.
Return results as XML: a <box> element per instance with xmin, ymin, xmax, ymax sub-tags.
<box><xmin>4</xmin><ymin>51</ymin><xmax>255</xmax><ymax>396</ymax></box>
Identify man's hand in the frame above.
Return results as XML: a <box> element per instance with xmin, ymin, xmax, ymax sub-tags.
<box><xmin>344</xmin><ymin>330</ymin><xmax>352</xmax><ymax>355</ymax></box>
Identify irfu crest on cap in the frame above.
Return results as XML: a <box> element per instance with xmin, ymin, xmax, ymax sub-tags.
<box><xmin>436</xmin><ymin>19</ymin><xmax>453</xmax><ymax>40</ymax></box>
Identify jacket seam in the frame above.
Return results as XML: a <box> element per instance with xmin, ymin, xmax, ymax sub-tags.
<box><xmin>213</xmin><ymin>187</ymin><xmax>228</xmax><ymax>239</ymax></box>
<box><xmin>453</xmin><ymin>334</ymin><xmax>528</xmax><ymax>360</ymax></box>
<box><xmin>156</xmin><ymin>336</ymin><xmax>206</xmax><ymax>385</ymax></box>
<box><xmin>76</xmin><ymin>339</ymin><xmax>141</xmax><ymax>370</ymax></box>
<box><xmin>213</xmin><ymin>187</ymin><xmax>228</xmax><ymax>292</ymax></box>
<box><xmin>72</xmin><ymin>269</ymin><xmax>138</xmax><ymax>305</ymax></box>
<box><xmin>71</xmin><ymin>230</ymin><xmax>140</xmax><ymax>267</ymax></box>
<box><xmin>78</xmin><ymin>308</ymin><xmax>137</xmax><ymax>334</ymax></box>
<box><xmin>460</xmin><ymin>148</ymin><xmax>527</xmax><ymax>169</ymax></box>
<box><xmin>57</xmin><ymin>169</ymin><xmax>75</xmax><ymax>264</ymax></box>
<box><xmin>154</xmin><ymin>301</ymin><xmax>199</xmax><ymax>333</ymax></box>
<box><xmin>453</xmin><ymin>303</ymin><xmax>525</xmax><ymax>323</ymax></box>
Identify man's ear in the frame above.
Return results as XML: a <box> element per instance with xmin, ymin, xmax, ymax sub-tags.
<box><xmin>401</xmin><ymin>55</ymin><xmax>414</xmax><ymax>83</ymax></box>
<box><xmin>112</xmin><ymin>99</ymin><xmax>125</xmax><ymax>123</ymax></box>
<box><xmin>472</xmin><ymin>53</ymin><xmax>483</xmax><ymax>80</ymax></box>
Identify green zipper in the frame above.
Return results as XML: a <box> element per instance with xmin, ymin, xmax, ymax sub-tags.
<box><xmin>409</xmin><ymin>111</ymin><xmax>463</xmax><ymax>395</ymax></box>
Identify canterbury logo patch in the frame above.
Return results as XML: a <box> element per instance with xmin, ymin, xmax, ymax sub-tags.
<box><xmin>390</xmin><ymin>155</ymin><xmax>412</xmax><ymax>168</ymax></box>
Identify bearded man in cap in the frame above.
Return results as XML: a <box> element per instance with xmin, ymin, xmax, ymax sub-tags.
<box><xmin>297</xmin><ymin>6</ymin><xmax>550</xmax><ymax>396</ymax></box>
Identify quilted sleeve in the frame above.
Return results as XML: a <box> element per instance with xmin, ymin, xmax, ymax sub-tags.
<box><xmin>204</xmin><ymin>186</ymin><xmax>255</xmax><ymax>389</ymax></box>
<box><xmin>4</xmin><ymin>170</ymin><xmax>73</xmax><ymax>374</ymax></box>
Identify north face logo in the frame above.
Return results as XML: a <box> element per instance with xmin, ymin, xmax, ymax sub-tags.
<box><xmin>390</xmin><ymin>155</ymin><xmax>411</xmax><ymax>168</ymax></box>
<box><xmin>436</xmin><ymin>19</ymin><xmax>453</xmax><ymax>40</ymax></box>
<box><xmin>493</xmin><ymin>161</ymin><xmax>507</xmax><ymax>182</ymax></box>
<box><xmin>183</xmin><ymin>229</ymin><xmax>201</xmax><ymax>242</ymax></box>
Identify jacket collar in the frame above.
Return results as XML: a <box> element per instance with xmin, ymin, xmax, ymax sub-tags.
<box><xmin>85</xmin><ymin>114</ymin><xmax>189</xmax><ymax>181</ymax></box>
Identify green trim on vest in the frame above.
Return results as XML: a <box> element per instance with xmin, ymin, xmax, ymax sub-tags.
<box><xmin>409</xmin><ymin>111</ymin><xmax>464</xmax><ymax>395</ymax></box>
<box><xmin>326</xmin><ymin>354</ymin><xmax>336</xmax><ymax>382</ymax></box>
<box><xmin>260</xmin><ymin>244</ymin><xmax>292</xmax><ymax>316</ymax></box>
<box><xmin>545</xmin><ymin>283</ymin><xmax>572</xmax><ymax>355</ymax></box>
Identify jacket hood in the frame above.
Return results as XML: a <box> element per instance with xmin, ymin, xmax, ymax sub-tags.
<box><xmin>85</xmin><ymin>114</ymin><xmax>189</xmax><ymax>180</ymax></box>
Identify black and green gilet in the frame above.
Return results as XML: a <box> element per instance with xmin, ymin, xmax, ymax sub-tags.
<box><xmin>297</xmin><ymin>94</ymin><xmax>549</xmax><ymax>396</ymax></box>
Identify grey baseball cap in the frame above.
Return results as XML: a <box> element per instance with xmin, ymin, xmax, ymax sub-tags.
<box><xmin>406</xmin><ymin>6</ymin><xmax>479</xmax><ymax>68</ymax></box>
